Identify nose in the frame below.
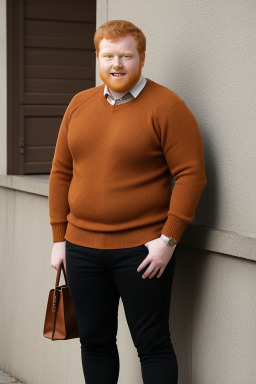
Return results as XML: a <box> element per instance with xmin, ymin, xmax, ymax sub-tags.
<box><xmin>113</xmin><ymin>56</ymin><xmax>123</xmax><ymax>69</ymax></box>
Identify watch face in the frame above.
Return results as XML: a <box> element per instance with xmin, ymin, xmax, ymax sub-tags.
<box><xmin>168</xmin><ymin>238</ymin><xmax>177</xmax><ymax>246</ymax></box>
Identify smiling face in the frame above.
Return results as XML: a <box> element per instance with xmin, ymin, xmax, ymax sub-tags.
<box><xmin>97</xmin><ymin>35</ymin><xmax>145</xmax><ymax>93</ymax></box>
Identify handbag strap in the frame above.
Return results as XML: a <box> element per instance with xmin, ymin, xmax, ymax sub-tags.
<box><xmin>61</xmin><ymin>263</ymin><xmax>68</xmax><ymax>285</ymax></box>
<box><xmin>51</xmin><ymin>289</ymin><xmax>59</xmax><ymax>340</ymax></box>
<box><xmin>51</xmin><ymin>263</ymin><xmax>68</xmax><ymax>340</ymax></box>
<box><xmin>54</xmin><ymin>263</ymin><xmax>68</xmax><ymax>288</ymax></box>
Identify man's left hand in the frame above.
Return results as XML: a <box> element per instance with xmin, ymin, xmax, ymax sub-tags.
<box><xmin>137</xmin><ymin>237</ymin><xmax>176</xmax><ymax>279</ymax></box>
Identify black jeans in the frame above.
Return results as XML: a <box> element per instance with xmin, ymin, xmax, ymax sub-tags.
<box><xmin>65</xmin><ymin>240</ymin><xmax>178</xmax><ymax>384</ymax></box>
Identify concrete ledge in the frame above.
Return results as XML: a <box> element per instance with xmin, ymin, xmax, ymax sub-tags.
<box><xmin>0</xmin><ymin>174</ymin><xmax>49</xmax><ymax>196</ymax></box>
<box><xmin>181</xmin><ymin>224</ymin><xmax>256</xmax><ymax>262</ymax></box>
<box><xmin>0</xmin><ymin>174</ymin><xmax>255</xmax><ymax>262</ymax></box>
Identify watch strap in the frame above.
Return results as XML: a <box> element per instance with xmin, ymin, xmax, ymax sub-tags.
<box><xmin>160</xmin><ymin>234</ymin><xmax>177</xmax><ymax>247</ymax></box>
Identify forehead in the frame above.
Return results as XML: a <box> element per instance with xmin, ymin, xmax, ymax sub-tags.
<box><xmin>99</xmin><ymin>35</ymin><xmax>138</xmax><ymax>53</ymax></box>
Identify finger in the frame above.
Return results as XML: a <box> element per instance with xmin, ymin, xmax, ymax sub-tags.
<box><xmin>142</xmin><ymin>264</ymin><xmax>156</xmax><ymax>279</ymax></box>
<box><xmin>137</xmin><ymin>258</ymin><xmax>150</xmax><ymax>272</ymax></box>
<box><xmin>148</xmin><ymin>267</ymin><xmax>159</xmax><ymax>279</ymax></box>
<box><xmin>157</xmin><ymin>267</ymin><xmax>165</xmax><ymax>278</ymax></box>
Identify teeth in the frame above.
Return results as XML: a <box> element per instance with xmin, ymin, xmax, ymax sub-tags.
<box><xmin>112</xmin><ymin>74</ymin><xmax>124</xmax><ymax>77</ymax></box>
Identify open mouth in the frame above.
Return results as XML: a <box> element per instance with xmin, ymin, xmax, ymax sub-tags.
<box><xmin>111</xmin><ymin>73</ymin><xmax>126</xmax><ymax>77</ymax></box>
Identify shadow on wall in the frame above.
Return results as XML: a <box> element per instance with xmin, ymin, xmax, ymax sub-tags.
<box><xmin>164</xmin><ymin>50</ymin><xmax>218</xmax><ymax>384</ymax></box>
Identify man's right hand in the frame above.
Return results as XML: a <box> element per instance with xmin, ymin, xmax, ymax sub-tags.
<box><xmin>51</xmin><ymin>241</ymin><xmax>66</xmax><ymax>272</ymax></box>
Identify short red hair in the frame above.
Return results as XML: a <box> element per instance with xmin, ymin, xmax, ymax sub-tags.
<box><xmin>94</xmin><ymin>20</ymin><xmax>146</xmax><ymax>58</ymax></box>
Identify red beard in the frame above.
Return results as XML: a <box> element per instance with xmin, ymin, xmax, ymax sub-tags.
<box><xmin>98</xmin><ymin>61</ymin><xmax>143</xmax><ymax>93</ymax></box>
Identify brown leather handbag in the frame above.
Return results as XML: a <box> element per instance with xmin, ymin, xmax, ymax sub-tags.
<box><xmin>43</xmin><ymin>263</ymin><xmax>79</xmax><ymax>340</ymax></box>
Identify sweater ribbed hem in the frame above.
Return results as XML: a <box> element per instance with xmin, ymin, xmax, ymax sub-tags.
<box><xmin>161</xmin><ymin>214</ymin><xmax>189</xmax><ymax>242</ymax></box>
<box><xmin>64</xmin><ymin>222</ymin><xmax>163</xmax><ymax>249</ymax></box>
<box><xmin>52</xmin><ymin>223</ymin><xmax>67</xmax><ymax>242</ymax></box>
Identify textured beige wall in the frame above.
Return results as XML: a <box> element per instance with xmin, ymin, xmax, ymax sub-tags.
<box><xmin>0</xmin><ymin>189</ymin><xmax>83</xmax><ymax>383</ymax></box>
<box><xmin>191</xmin><ymin>250</ymin><xmax>256</xmax><ymax>383</ymax></box>
<box><xmin>1</xmin><ymin>0</ymin><xmax>256</xmax><ymax>383</ymax></box>
<box><xmin>96</xmin><ymin>0</ymin><xmax>256</xmax><ymax>239</ymax></box>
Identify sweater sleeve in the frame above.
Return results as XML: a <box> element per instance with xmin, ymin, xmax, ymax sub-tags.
<box><xmin>48</xmin><ymin>98</ymin><xmax>74</xmax><ymax>242</ymax></box>
<box><xmin>158</xmin><ymin>99</ymin><xmax>207</xmax><ymax>242</ymax></box>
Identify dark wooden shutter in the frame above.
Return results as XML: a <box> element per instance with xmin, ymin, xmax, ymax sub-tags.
<box><xmin>7</xmin><ymin>0</ymin><xmax>96</xmax><ymax>174</ymax></box>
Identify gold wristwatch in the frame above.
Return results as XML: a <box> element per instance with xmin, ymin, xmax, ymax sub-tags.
<box><xmin>160</xmin><ymin>234</ymin><xmax>177</xmax><ymax>247</ymax></box>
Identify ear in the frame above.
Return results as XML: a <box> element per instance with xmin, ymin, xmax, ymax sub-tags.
<box><xmin>141</xmin><ymin>52</ymin><xmax>146</xmax><ymax>68</ymax></box>
<box><xmin>95</xmin><ymin>51</ymin><xmax>99</xmax><ymax>66</ymax></box>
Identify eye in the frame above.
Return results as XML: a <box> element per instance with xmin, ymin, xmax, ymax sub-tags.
<box><xmin>124</xmin><ymin>55</ymin><xmax>131</xmax><ymax>58</ymax></box>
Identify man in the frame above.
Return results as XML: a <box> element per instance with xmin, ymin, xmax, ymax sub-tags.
<box><xmin>49</xmin><ymin>20</ymin><xmax>207</xmax><ymax>384</ymax></box>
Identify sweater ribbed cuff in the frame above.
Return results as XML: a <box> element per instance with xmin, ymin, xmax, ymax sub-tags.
<box><xmin>161</xmin><ymin>214</ymin><xmax>189</xmax><ymax>242</ymax></box>
<box><xmin>51</xmin><ymin>223</ymin><xmax>67</xmax><ymax>243</ymax></box>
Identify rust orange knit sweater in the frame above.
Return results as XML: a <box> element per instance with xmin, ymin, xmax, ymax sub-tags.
<box><xmin>49</xmin><ymin>78</ymin><xmax>207</xmax><ymax>248</ymax></box>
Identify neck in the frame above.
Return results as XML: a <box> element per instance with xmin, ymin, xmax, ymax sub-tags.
<box><xmin>107</xmin><ymin>73</ymin><xmax>143</xmax><ymax>99</ymax></box>
<box><xmin>108</xmin><ymin>87</ymin><xmax>128</xmax><ymax>99</ymax></box>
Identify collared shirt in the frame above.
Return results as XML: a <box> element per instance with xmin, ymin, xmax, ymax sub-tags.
<box><xmin>104</xmin><ymin>73</ymin><xmax>147</xmax><ymax>105</ymax></box>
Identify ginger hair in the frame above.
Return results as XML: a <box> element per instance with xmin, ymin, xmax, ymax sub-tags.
<box><xmin>94</xmin><ymin>20</ymin><xmax>146</xmax><ymax>58</ymax></box>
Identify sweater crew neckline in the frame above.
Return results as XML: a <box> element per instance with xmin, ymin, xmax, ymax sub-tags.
<box><xmin>100</xmin><ymin>78</ymin><xmax>153</xmax><ymax>112</ymax></box>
